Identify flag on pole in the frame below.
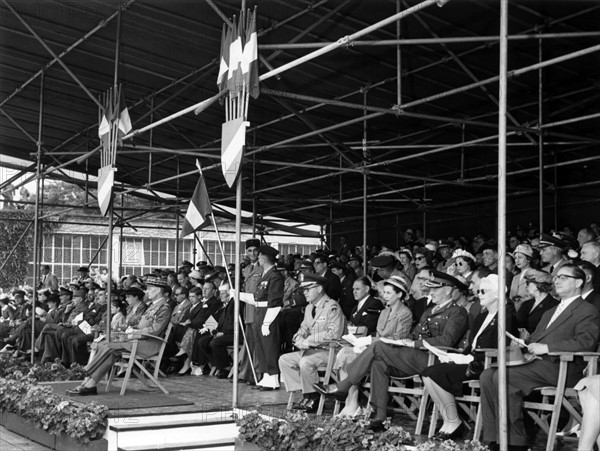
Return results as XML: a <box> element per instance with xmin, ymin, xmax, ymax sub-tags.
<box><xmin>217</xmin><ymin>24</ymin><xmax>230</xmax><ymax>93</ymax></box>
<box><xmin>221</xmin><ymin>117</ymin><xmax>248</xmax><ymax>188</ymax></box>
<box><xmin>97</xmin><ymin>165</ymin><xmax>115</xmax><ymax>216</ymax></box>
<box><xmin>117</xmin><ymin>88</ymin><xmax>132</xmax><ymax>138</ymax></box>
<box><xmin>227</xmin><ymin>16</ymin><xmax>243</xmax><ymax>96</ymax></box>
<box><xmin>242</xmin><ymin>7</ymin><xmax>259</xmax><ymax>98</ymax></box>
<box><xmin>181</xmin><ymin>160</ymin><xmax>213</xmax><ymax>238</ymax></box>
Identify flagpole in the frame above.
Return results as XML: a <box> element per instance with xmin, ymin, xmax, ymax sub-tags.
<box><xmin>210</xmin><ymin>203</ymin><xmax>257</xmax><ymax>406</ymax></box>
<box><xmin>232</xmin><ymin>176</ymin><xmax>243</xmax><ymax>408</ymax></box>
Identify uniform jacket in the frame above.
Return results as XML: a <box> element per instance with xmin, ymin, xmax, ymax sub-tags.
<box><xmin>254</xmin><ymin>266</ymin><xmax>284</xmax><ymax>309</ymax></box>
<box><xmin>349</xmin><ymin>295</ymin><xmax>383</xmax><ymax>335</ymax></box>
<box><xmin>410</xmin><ymin>301</ymin><xmax>469</xmax><ymax>348</ymax></box>
<box><xmin>293</xmin><ymin>295</ymin><xmax>345</xmax><ymax>349</ymax></box>
<box><xmin>283</xmin><ymin>276</ymin><xmax>299</xmax><ymax>308</ymax></box>
<box><xmin>516</xmin><ymin>294</ymin><xmax>559</xmax><ymax>334</ymax></box>
<box><xmin>375</xmin><ymin>304</ymin><xmax>413</xmax><ymax>340</ymax></box>
<box><xmin>242</xmin><ymin>262</ymin><xmax>262</xmax><ymax>324</ymax></box>
<box><xmin>137</xmin><ymin>297</ymin><xmax>172</xmax><ymax>338</ymax></box>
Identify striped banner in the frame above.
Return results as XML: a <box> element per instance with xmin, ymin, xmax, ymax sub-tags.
<box><xmin>221</xmin><ymin>117</ymin><xmax>249</xmax><ymax>188</ymax></box>
<box><xmin>98</xmin><ymin>165</ymin><xmax>115</xmax><ymax>216</ymax></box>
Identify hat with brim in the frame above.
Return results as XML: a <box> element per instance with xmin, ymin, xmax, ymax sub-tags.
<box><xmin>181</xmin><ymin>260</ymin><xmax>193</xmax><ymax>267</ymax></box>
<box><xmin>425</xmin><ymin>269</ymin><xmax>468</xmax><ymax>291</ymax></box>
<box><xmin>47</xmin><ymin>293</ymin><xmax>60</xmax><ymax>304</ymax></box>
<box><xmin>299</xmin><ymin>273</ymin><xmax>327</xmax><ymax>288</ymax></box>
<box><xmin>384</xmin><ymin>276</ymin><xmax>408</xmax><ymax>294</ymax></box>
<box><xmin>397</xmin><ymin>248</ymin><xmax>413</xmax><ymax>260</ymax></box>
<box><xmin>370</xmin><ymin>254</ymin><xmax>397</xmax><ymax>268</ymax></box>
<box><xmin>438</xmin><ymin>240</ymin><xmax>453</xmax><ymax>249</ymax></box>
<box><xmin>146</xmin><ymin>276</ymin><xmax>169</xmax><ymax>288</ymax></box>
<box><xmin>245</xmin><ymin>239</ymin><xmax>260</xmax><ymax>249</ymax></box>
<box><xmin>329</xmin><ymin>261</ymin><xmax>346</xmax><ymax>271</ymax></box>
<box><xmin>298</xmin><ymin>260</ymin><xmax>314</xmax><ymax>271</ymax></box>
<box><xmin>452</xmin><ymin>249</ymin><xmax>475</xmax><ymax>262</ymax></box>
<box><xmin>189</xmin><ymin>270</ymin><xmax>203</xmax><ymax>280</ymax></box>
<box><xmin>538</xmin><ymin>233</ymin><xmax>567</xmax><ymax>249</ymax></box>
<box><xmin>77</xmin><ymin>266</ymin><xmax>89</xmax><ymax>273</ymax></box>
<box><xmin>491</xmin><ymin>346</ymin><xmax>534</xmax><ymax>367</ymax></box>
<box><xmin>72</xmin><ymin>289</ymin><xmax>87</xmax><ymax>298</ymax></box>
<box><xmin>524</xmin><ymin>269</ymin><xmax>552</xmax><ymax>285</ymax></box>
<box><xmin>123</xmin><ymin>287</ymin><xmax>145</xmax><ymax>299</ymax></box>
<box><xmin>512</xmin><ymin>244</ymin><xmax>533</xmax><ymax>258</ymax></box>
<box><xmin>258</xmin><ymin>245</ymin><xmax>279</xmax><ymax>259</ymax></box>
<box><xmin>58</xmin><ymin>287</ymin><xmax>72</xmax><ymax>296</ymax></box>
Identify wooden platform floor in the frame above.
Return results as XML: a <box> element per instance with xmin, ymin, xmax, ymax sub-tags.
<box><xmin>1</xmin><ymin>372</ymin><xmax>579</xmax><ymax>450</ymax></box>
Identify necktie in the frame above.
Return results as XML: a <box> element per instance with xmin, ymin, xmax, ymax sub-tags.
<box><xmin>311</xmin><ymin>306</ymin><xmax>316</xmax><ymax>318</ymax></box>
<box><xmin>546</xmin><ymin>302</ymin><xmax>567</xmax><ymax>328</ymax></box>
<box><xmin>549</xmin><ymin>265</ymin><xmax>554</xmax><ymax>274</ymax></box>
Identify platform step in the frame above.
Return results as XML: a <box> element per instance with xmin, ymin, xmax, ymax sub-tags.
<box><xmin>107</xmin><ymin>410</ymin><xmax>239</xmax><ymax>451</ymax></box>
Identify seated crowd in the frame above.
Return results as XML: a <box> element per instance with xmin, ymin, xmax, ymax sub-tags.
<box><xmin>1</xmin><ymin>223</ymin><xmax>600</xmax><ymax>450</ymax></box>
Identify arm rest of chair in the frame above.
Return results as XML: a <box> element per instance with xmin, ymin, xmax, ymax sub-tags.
<box><xmin>138</xmin><ymin>333</ymin><xmax>168</xmax><ymax>343</ymax></box>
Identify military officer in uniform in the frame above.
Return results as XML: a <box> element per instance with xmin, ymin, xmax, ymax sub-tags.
<box><xmin>239</xmin><ymin>238</ymin><xmax>263</xmax><ymax>384</ymax></box>
<box><xmin>315</xmin><ymin>269</ymin><xmax>468</xmax><ymax>430</ymax></box>
<box><xmin>279</xmin><ymin>273</ymin><xmax>346</xmax><ymax>412</ymax></box>
<box><xmin>253</xmin><ymin>244</ymin><xmax>285</xmax><ymax>390</ymax></box>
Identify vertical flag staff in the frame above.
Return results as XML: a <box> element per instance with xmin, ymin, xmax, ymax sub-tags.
<box><xmin>216</xmin><ymin>7</ymin><xmax>260</xmax><ymax>407</ymax></box>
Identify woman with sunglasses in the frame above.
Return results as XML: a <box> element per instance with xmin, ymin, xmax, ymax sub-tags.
<box><xmin>333</xmin><ymin>276</ymin><xmax>413</xmax><ymax>416</ymax></box>
<box><xmin>516</xmin><ymin>269</ymin><xmax>558</xmax><ymax>340</ymax></box>
<box><xmin>420</xmin><ymin>274</ymin><xmax>516</xmax><ymax>440</ymax></box>
<box><xmin>410</xmin><ymin>248</ymin><xmax>434</xmax><ymax>299</ymax></box>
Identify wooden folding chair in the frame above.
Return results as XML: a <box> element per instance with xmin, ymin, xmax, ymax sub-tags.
<box><xmin>361</xmin><ymin>349</ymin><xmax>435</xmax><ymax>435</ymax></box>
<box><xmin>286</xmin><ymin>342</ymin><xmax>339</xmax><ymax>416</ymax></box>
<box><xmin>427</xmin><ymin>348</ymin><xmax>497</xmax><ymax>439</ymax></box>
<box><xmin>106</xmin><ymin>323</ymin><xmax>173</xmax><ymax>396</ymax></box>
<box><xmin>523</xmin><ymin>351</ymin><xmax>600</xmax><ymax>451</ymax></box>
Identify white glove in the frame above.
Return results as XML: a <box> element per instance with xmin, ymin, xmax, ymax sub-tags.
<box><xmin>261</xmin><ymin>307</ymin><xmax>281</xmax><ymax>337</ymax></box>
<box><xmin>261</xmin><ymin>323</ymin><xmax>271</xmax><ymax>336</ymax></box>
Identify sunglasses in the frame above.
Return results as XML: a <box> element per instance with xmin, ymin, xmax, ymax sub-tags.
<box><xmin>454</xmin><ymin>261</ymin><xmax>467</xmax><ymax>267</ymax></box>
<box><xmin>415</xmin><ymin>256</ymin><xmax>425</xmax><ymax>261</ymax></box>
<box><xmin>476</xmin><ymin>289</ymin><xmax>486</xmax><ymax>295</ymax></box>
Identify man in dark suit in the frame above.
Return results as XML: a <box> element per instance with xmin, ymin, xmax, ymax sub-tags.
<box><xmin>313</xmin><ymin>255</ymin><xmax>341</xmax><ymax>301</ymax></box>
<box><xmin>330</xmin><ymin>261</ymin><xmax>357</xmax><ymax>319</ymax></box>
<box><xmin>581</xmin><ymin>241</ymin><xmax>600</xmax><ymax>293</ymax></box>
<box><xmin>406</xmin><ymin>267</ymin><xmax>434</xmax><ymax>326</ymax></box>
<box><xmin>480</xmin><ymin>264</ymin><xmax>600</xmax><ymax>450</ymax></box>
<box><xmin>576</xmin><ymin>260</ymin><xmax>600</xmax><ymax>313</ymax></box>
<box><xmin>348</xmin><ymin>276</ymin><xmax>383</xmax><ymax>335</ymax></box>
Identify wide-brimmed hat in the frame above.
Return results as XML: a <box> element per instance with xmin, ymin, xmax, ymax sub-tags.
<box><xmin>384</xmin><ymin>276</ymin><xmax>409</xmax><ymax>295</ymax></box>
<box><xmin>491</xmin><ymin>346</ymin><xmax>534</xmax><ymax>367</ymax></box>
<box><xmin>452</xmin><ymin>249</ymin><xmax>476</xmax><ymax>262</ymax></box>
<box><xmin>512</xmin><ymin>244</ymin><xmax>533</xmax><ymax>258</ymax></box>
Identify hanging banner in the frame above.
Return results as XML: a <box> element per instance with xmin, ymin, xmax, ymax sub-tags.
<box><xmin>221</xmin><ymin>117</ymin><xmax>249</xmax><ymax>188</ymax></box>
<box><xmin>97</xmin><ymin>165</ymin><xmax>115</xmax><ymax>216</ymax></box>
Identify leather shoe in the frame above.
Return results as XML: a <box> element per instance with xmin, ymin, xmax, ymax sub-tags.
<box><xmin>66</xmin><ymin>385</ymin><xmax>97</xmax><ymax>396</ymax></box>
<box><xmin>312</xmin><ymin>382</ymin><xmax>347</xmax><ymax>400</ymax></box>
<box><xmin>258</xmin><ymin>386</ymin><xmax>280</xmax><ymax>391</ymax></box>
<box><xmin>433</xmin><ymin>423</ymin><xmax>465</xmax><ymax>441</ymax></box>
<box><xmin>369</xmin><ymin>419</ymin><xmax>386</xmax><ymax>432</ymax></box>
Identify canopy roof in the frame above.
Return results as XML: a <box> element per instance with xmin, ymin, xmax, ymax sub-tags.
<box><xmin>1</xmin><ymin>0</ymin><xmax>599</xmax><ymax>238</ymax></box>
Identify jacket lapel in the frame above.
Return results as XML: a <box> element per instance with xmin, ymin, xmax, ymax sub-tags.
<box><xmin>532</xmin><ymin>297</ymin><xmax>581</xmax><ymax>342</ymax></box>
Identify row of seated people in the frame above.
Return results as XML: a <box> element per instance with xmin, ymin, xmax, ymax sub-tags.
<box><xmin>278</xmin><ymin>264</ymin><xmax>599</xmax><ymax>451</ymax></box>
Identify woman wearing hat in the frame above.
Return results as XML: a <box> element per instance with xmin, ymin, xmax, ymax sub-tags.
<box><xmin>420</xmin><ymin>274</ymin><xmax>516</xmax><ymax>440</ymax></box>
<box><xmin>334</xmin><ymin>275</ymin><xmax>413</xmax><ymax>416</ymax></box>
<box><xmin>516</xmin><ymin>269</ymin><xmax>559</xmax><ymax>340</ymax></box>
<box><xmin>509</xmin><ymin>244</ymin><xmax>537</xmax><ymax>307</ymax></box>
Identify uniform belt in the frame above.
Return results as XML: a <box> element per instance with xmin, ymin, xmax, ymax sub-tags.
<box><xmin>255</xmin><ymin>301</ymin><xmax>269</xmax><ymax>308</ymax></box>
